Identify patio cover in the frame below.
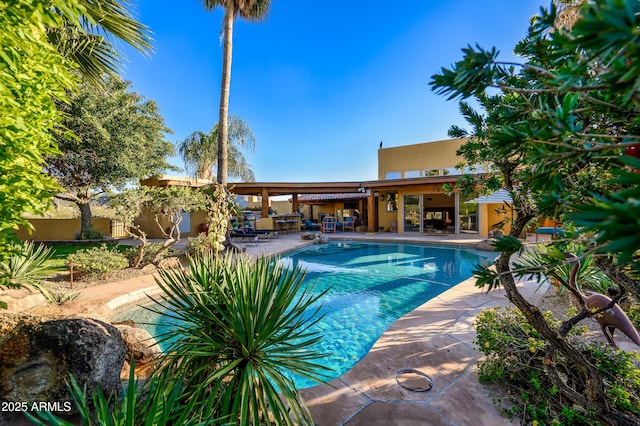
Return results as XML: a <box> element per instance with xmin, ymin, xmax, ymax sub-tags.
<box><xmin>468</xmin><ymin>189</ymin><xmax>513</xmax><ymax>204</ymax></box>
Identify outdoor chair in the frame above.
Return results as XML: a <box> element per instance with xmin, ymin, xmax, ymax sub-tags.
<box><xmin>342</xmin><ymin>217</ymin><xmax>355</xmax><ymax>232</ymax></box>
<box><xmin>304</xmin><ymin>219</ymin><xmax>320</xmax><ymax>231</ymax></box>
<box><xmin>322</xmin><ymin>216</ymin><xmax>337</xmax><ymax>233</ymax></box>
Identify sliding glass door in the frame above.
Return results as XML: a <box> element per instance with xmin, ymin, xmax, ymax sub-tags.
<box><xmin>403</xmin><ymin>195</ymin><xmax>420</xmax><ymax>232</ymax></box>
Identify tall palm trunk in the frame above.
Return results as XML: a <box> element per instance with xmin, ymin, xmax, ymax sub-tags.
<box><xmin>217</xmin><ymin>8</ymin><xmax>234</xmax><ymax>186</ymax></box>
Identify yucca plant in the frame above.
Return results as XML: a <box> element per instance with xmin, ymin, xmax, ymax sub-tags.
<box><xmin>0</xmin><ymin>240</ymin><xmax>55</xmax><ymax>305</ymax></box>
<box><xmin>27</xmin><ymin>359</ymin><xmax>207</xmax><ymax>426</ymax></box>
<box><xmin>148</xmin><ymin>251</ymin><xmax>330</xmax><ymax>425</ymax></box>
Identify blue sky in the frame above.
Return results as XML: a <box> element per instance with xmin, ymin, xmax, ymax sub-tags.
<box><xmin>121</xmin><ymin>0</ymin><xmax>549</xmax><ymax>183</ymax></box>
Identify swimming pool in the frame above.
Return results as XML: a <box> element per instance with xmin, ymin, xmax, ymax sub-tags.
<box><xmin>117</xmin><ymin>241</ymin><xmax>494</xmax><ymax>389</ymax></box>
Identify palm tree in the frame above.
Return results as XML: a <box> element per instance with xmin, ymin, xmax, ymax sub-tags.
<box><xmin>49</xmin><ymin>0</ymin><xmax>153</xmax><ymax>84</ymax></box>
<box><xmin>178</xmin><ymin>115</ymin><xmax>256</xmax><ymax>182</ymax></box>
<box><xmin>200</xmin><ymin>0</ymin><xmax>271</xmax><ymax>185</ymax></box>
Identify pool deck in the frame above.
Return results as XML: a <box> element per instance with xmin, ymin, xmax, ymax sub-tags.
<box><xmin>80</xmin><ymin>232</ymin><xmax>549</xmax><ymax>425</ymax></box>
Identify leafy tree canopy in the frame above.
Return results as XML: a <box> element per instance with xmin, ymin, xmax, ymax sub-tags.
<box><xmin>431</xmin><ymin>0</ymin><xmax>640</xmax><ymax>269</ymax></box>
<box><xmin>47</xmin><ymin>75</ymin><xmax>177</xmax><ymax>235</ymax></box>
<box><xmin>430</xmin><ymin>1</ymin><xmax>640</xmax><ymax>423</ymax></box>
<box><xmin>0</xmin><ymin>0</ymin><xmax>82</xmax><ymax>262</ymax></box>
<box><xmin>178</xmin><ymin>115</ymin><xmax>256</xmax><ymax>182</ymax></box>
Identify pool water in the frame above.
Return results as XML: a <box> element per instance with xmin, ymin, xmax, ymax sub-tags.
<box><xmin>116</xmin><ymin>241</ymin><xmax>494</xmax><ymax>389</ymax></box>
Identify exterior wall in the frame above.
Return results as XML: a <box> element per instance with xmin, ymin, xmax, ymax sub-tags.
<box><xmin>378</xmin><ymin>138</ymin><xmax>468</xmax><ymax>179</ymax></box>
<box><xmin>483</xmin><ymin>203</ymin><xmax>513</xmax><ymax>236</ymax></box>
<box><xmin>15</xmin><ymin>218</ymin><xmax>113</xmax><ymax>241</ymax></box>
<box><xmin>135</xmin><ymin>210</ymin><xmax>205</xmax><ymax>239</ymax></box>
<box><xmin>376</xmin><ymin>192</ymin><xmax>399</xmax><ymax>232</ymax></box>
<box><xmin>191</xmin><ymin>210</ymin><xmax>208</xmax><ymax>235</ymax></box>
<box><xmin>270</xmin><ymin>200</ymin><xmax>293</xmax><ymax>215</ymax></box>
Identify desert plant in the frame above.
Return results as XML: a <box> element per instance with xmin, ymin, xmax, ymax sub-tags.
<box><xmin>49</xmin><ymin>291</ymin><xmax>79</xmax><ymax>304</ymax></box>
<box><xmin>0</xmin><ymin>241</ymin><xmax>56</xmax><ymax>305</ymax></box>
<box><xmin>186</xmin><ymin>232</ymin><xmax>213</xmax><ymax>257</ymax></box>
<box><xmin>67</xmin><ymin>244</ymin><xmax>128</xmax><ymax>276</ymax></box>
<box><xmin>124</xmin><ymin>242</ymin><xmax>169</xmax><ymax>267</ymax></box>
<box><xmin>148</xmin><ymin>252</ymin><xmax>330</xmax><ymax>425</ymax></box>
<box><xmin>27</xmin><ymin>359</ymin><xmax>203</xmax><ymax>426</ymax></box>
<box><xmin>475</xmin><ymin>307</ymin><xmax>640</xmax><ymax>424</ymax></box>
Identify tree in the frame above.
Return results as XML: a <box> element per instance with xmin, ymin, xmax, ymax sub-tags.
<box><xmin>145</xmin><ymin>186</ymin><xmax>208</xmax><ymax>263</ymax></box>
<box><xmin>178</xmin><ymin>115</ymin><xmax>256</xmax><ymax>182</ymax></box>
<box><xmin>200</xmin><ymin>0</ymin><xmax>271</xmax><ymax>185</ymax></box>
<box><xmin>110</xmin><ymin>186</ymin><xmax>208</xmax><ymax>266</ymax></box>
<box><xmin>46</xmin><ymin>75</ymin><xmax>177</xmax><ymax>237</ymax></box>
<box><xmin>431</xmin><ymin>0</ymin><xmax>640</xmax><ymax>423</ymax></box>
<box><xmin>109</xmin><ymin>187</ymin><xmax>153</xmax><ymax>267</ymax></box>
<box><xmin>0</xmin><ymin>0</ymin><xmax>155</xmax><ymax>278</ymax></box>
<box><xmin>0</xmin><ymin>0</ymin><xmax>82</xmax><ymax>265</ymax></box>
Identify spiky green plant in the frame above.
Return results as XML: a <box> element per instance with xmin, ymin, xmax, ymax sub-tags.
<box><xmin>27</xmin><ymin>359</ymin><xmax>206</xmax><ymax>426</ymax></box>
<box><xmin>0</xmin><ymin>241</ymin><xmax>55</xmax><ymax>305</ymax></box>
<box><xmin>148</xmin><ymin>252</ymin><xmax>329</xmax><ymax>425</ymax></box>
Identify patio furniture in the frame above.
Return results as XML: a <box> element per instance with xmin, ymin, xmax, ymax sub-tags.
<box><xmin>535</xmin><ymin>226</ymin><xmax>564</xmax><ymax>242</ymax></box>
<box><xmin>342</xmin><ymin>217</ymin><xmax>355</xmax><ymax>232</ymax></box>
<box><xmin>304</xmin><ymin>219</ymin><xmax>320</xmax><ymax>231</ymax></box>
<box><xmin>229</xmin><ymin>229</ymin><xmax>260</xmax><ymax>245</ymax></box>
<box><xmin>322</xmin><ymin>216</ymin><xmax>337</xmax><ymax>233</ymax></box>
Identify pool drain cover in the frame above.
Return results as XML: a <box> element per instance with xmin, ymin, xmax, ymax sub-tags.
<box><xmin>395</xmin><ymin>369</ymin><xmax>433</xmax><ymax>392</ymax></box>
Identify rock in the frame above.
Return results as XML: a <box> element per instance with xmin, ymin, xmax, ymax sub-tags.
<box><xmin>0</xmin><ymin>285</ymin><xmax>48</xmax><ymax>313</ymax></box>
<box><xmin>113</xmin><ymin>324</ymin><xmax>161</xmax><ymax>365</ymax></box>
<box><xmin>140</xmin><ymin>263</ymin><xmax>157</xmax><ymax>274</ymax></box>
<box><xmin>476</xmin><ymin>239</ymin><xmax>497</xmax><ymax>251</ymax></box>
<box><xmin>0</xmin><ymin>318</ymin><xmax>126</xmax><ymax>406</ymax></box>
<box><xmin>158</xmin><ymin>257</ymin><xmax>181</xmax><ymax>270</ymax></box>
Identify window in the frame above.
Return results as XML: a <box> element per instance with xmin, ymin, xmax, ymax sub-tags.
<box><xmin>386</xmin><ymin>192</ymin><xmax>398</xmax><ymax>212</ymax></box>
<box><xmin>442</xmin><ymin>167</ymin><xmax>462</xmax><ymax>175</ymax></box>
<box><xmin>404</xmin><ymin>170</ymin><xmax>420</xmax><ymax>178</ymax></box>
<box><xmin>424</xmin><ymin>168</ymin><xmax>440</xmax><ymax>177</ymax></box>
<box><xmin>385</xmin><ymin>171</ymin><xmax>401</xmax><ymax>179</ymax></box>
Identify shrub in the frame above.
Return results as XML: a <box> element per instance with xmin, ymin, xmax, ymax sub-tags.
<box><xmin>81</xmin><ymin>229</ymin><xmax>105</xmax><ymax>240</ymax></box>
<box><xmin>67</xmin><ymin>244</ymin><xmax>128</xmax><ymax>276</ymax></box>
<box><xmin>125</xmin><ymin>242</ymin><xmax>169</xmax><ymax>266</ymax></box>
<box><xmin>475</xmin><ymin>307</ymin><xmax>640</xmax><ymax>424</ymax></box>
<box><xmin>185</xmin><ymin>232</ymin><xmax>213</xmax><ymax>257</ymax></box>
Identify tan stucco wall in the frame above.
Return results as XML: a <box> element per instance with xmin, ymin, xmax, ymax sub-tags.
<box><xmin>15</xmin><ymin>218</ymin><xmax>112</xmax><ymax>241</ymax></box>
<box><xmin>483</xmin><ymin>203</ymin><xmax>513</xmax><ymax>236</ymax></box>
<box><xmin>378</xmin><ymin>138</ymin><xmax>468</xmax><ymax>179</ymax></box>
<box><xmin>136</xmin><ymin>210</ymin><xmax>207</xmax><ymax>239</ymax></box>
<box><xmin>270</xmin><ymin>200</ymin><xmax>294</xmax><ymax>215</ymax></box>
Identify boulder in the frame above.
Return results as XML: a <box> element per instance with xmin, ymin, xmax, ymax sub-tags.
<box><xmin>476</xmin><ymin>239</ymin><xmax>497</xmax><ymax>251</ymax></box>
<box><xmin>0</xmin><ymin>318</ymin><xmax>126</xmax><ymax>406</ymax></box>
<box><xmin>113</xmin><ymin>324</ymin><xmax>161</xmax><ymax>364</ymax></box>
<box><xmin>0</xmin><ymin>285</ymin><xmax>48</xmax><ymax>313</ymax></box>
